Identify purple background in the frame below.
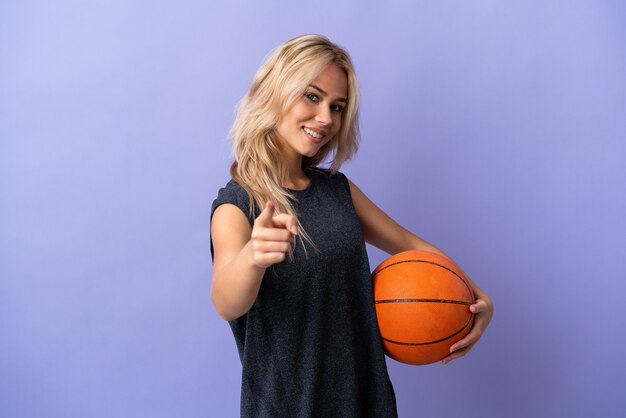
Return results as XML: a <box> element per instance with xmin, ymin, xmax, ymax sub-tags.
<box><xmin>2</xmin><ymin>1</ymin><xmax>625</xmax><ymax>417</ymax></box>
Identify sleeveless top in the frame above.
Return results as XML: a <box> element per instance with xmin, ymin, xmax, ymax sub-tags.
<box><xmin>210</xmin><ymin>168</ymin><xmax>397</xmax><ymax>417</ymax></box>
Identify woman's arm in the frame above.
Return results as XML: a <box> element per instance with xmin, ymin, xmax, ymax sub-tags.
<box><xmin>211</xmin><ymin>202</ymin><xmax>297</xmax><ymax>321</ymax></box>
<box><xmin>348</xmin><ymin>179</ymin><xmax>494</xmax><ymax>364</ymax></box>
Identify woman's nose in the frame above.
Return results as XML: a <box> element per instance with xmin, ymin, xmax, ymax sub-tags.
<box><xmin>315</xmin><ymin>106</ymin><xmax>332</xmax><ymax>126</ymax></box>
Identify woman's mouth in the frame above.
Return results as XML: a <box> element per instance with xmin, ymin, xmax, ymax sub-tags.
<box><xmin>303</xmin><ymin>127</ymin><xmax>326</xmax><ymax>143</ymax></box>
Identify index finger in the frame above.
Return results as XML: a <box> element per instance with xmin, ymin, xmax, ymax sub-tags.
<box><xmin>271</xmin><ymin>213</ymin><xmax>299</xmax><ymax>235</ymax></box>
<box><xmin>469</xmin><ymin>299</ymin><xmax>488</xmax><ymax>314</ymax></box>
<box><xmin>255</xmin><ymin>201</ymin><xmax>275</xmax><ymax>227</ymax></box>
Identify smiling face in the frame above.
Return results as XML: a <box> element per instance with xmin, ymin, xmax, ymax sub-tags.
<box><xmin>275</xmin><ymin>63</ymin><xmax>348</xmax><ymax>161</ymax></box>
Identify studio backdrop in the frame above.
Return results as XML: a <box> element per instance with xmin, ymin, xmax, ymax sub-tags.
<box><xmin>1</xmin><ymin>1</ymin><xmax>625</xmax><ymax>417</ymax></box>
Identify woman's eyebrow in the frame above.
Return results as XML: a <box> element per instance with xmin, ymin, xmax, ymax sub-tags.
<box><xmin>308</xmin><ymin>84</ymin><xmax>347</xmax><ymax>103</ymax></box>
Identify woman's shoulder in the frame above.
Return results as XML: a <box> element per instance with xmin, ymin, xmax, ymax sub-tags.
<box><xmin>211</xmin><ymin>178</ymin><xmax>252</xmax><ymax>220</ymax></box>
<box><xmin>214</xmin><ymin>178</ymin><xmax>247</xmax><ymax>200</ymax></box>
<box><xmin>308</xmin><ymin>167</ymin><xmax>348</xmax><ymax>182</ymax></box>
<box><xmin>307</xmin><ymin>167</ymin><xmax>350</xmax><ymax>192</ymax></box>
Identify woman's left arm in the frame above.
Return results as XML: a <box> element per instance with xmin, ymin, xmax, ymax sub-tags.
<box><xmin>348</xmin><ymin>179</ymin><xmax>494</xmax><ymax>365</ymax></box>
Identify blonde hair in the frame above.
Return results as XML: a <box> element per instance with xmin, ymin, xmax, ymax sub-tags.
<box><xmin>229</xmin><ymin>34</ymin><xmax>360</xmax><ymax>250</ymax></box>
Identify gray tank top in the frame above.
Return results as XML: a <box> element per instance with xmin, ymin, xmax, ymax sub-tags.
<box><xmin>210</xmin><ymin>168</ymin><xmax>397</xmax><ymax>417</ymax></box>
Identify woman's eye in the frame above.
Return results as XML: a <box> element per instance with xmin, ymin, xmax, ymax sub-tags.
<box><xmin>305</xmin><ymin>92</ymin><xmax>343</xmax><ymax>112</ymax></box>
<box><xmin>305</xmin><ymin>92</ymin><xmax>319</xmax><ymax>103</ymax></box>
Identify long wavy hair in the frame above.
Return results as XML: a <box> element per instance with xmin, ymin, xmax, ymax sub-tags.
<box><xmin>229</xmin><ymin>34</ymin><xmax>360</xmax><ymax>251</ymax></box>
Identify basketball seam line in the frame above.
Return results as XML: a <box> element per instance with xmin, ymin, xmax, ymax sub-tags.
<box><xmin>375</xmin><ymin>298</ymin><xmax>471</xmax><ymax>305</ymax></box>
<box><xmin>372</xmin><ymin>259</ymin><xmax>474</xmax><ymax>300</ymax></box>
<box><xmin>381</xmin><ymin>316</ymin><xmax>474</xmax><ymax>346</ymax></box>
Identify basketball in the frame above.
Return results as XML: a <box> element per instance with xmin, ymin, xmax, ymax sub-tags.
<box><xmin>372</xmin><ymin>250</ymin><xmax>475</xmax><ymax>365</ymax></box>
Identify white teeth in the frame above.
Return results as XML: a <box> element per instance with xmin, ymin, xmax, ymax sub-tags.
<box><xmin>304</xmin><ymin>127</ymin><xmax>324</xmax><ymax>139</ymax></box>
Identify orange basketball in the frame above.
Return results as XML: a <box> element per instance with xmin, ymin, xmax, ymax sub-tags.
<box><xmin>372</xmin><ymin>250</ymin><xmax>475</xmax><ymax>365</ymax></box>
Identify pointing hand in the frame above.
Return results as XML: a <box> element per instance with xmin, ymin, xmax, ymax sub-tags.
<box><xmin>250</xmin><ymin>202</ymin><xmax>298</xmax><ymax>268</ymax></box>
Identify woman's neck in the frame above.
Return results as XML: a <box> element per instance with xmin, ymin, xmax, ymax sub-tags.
<box><xmin>282</xmin><ymin>157</ymin><xmax>309</xmax><ymax>190</ymax></box>
<box><xmin>282</xmin><ymin>170</ymin><xmax>309</xmax><ymax>190</ymax></box>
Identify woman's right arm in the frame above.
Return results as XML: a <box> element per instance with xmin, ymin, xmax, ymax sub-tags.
<box><xmin>210</xmin><ymin>201</ymin><xmax>298</xmax><ymax>321</ymax></box>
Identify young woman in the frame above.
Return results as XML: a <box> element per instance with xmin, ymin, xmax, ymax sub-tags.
<box><xmin>210</xmin><ymin>34</ymin><xmax>493</xmax><ymax>417</ymax></box>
